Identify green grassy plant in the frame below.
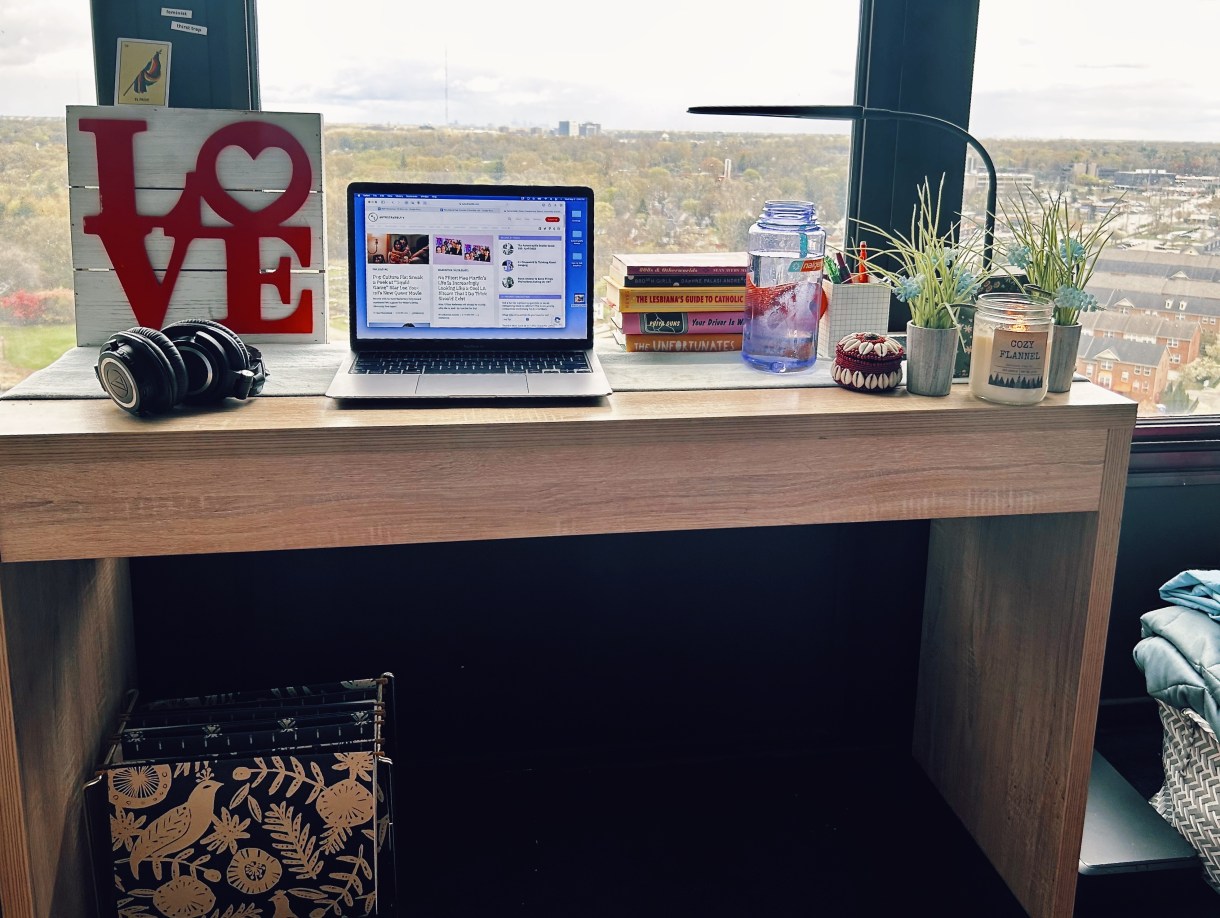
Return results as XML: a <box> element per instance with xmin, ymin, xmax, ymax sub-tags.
<box><xmin>855</xmin><ymin>176</ymin><xmax>989</xmax><ymax>329</ymax></box>
<box><xmin>999</xmin><ymin>187</ymin><xmax>1122</xmax><ymax>325</ymax></box>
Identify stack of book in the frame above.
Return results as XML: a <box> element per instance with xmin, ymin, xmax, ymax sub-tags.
<box><xmin>602</xmin><ymin>251</ymin><xmax>748</xmax><ymax>352</ymax></box>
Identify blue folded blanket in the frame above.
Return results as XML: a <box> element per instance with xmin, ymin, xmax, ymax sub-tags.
<box><xmin>1135</xmin><ymin>604</ymin><xmax>1220</xmax><ymax>736</ymax></box>
<box><xmin>1160</xmin><ymin>570</ymin><xmax>1220</xmax><ymax>620</ymax></box>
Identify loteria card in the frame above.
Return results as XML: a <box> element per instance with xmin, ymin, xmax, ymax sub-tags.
<box><xmin>114</xmin><ymin>38</ymin><xmax>171</xmax><ymax>106</ymax></box>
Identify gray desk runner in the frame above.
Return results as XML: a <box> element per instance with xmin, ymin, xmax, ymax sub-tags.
<box><xmin>1</xmin><ymin>336</ymin><xmax>844</xmax><ymax>399</ymax></box>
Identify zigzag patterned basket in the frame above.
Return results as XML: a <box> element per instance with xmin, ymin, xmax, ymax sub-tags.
<box><xmin>1151</xmin><ymin>699</ymin><xmax>1220</xmax><ymax>892</ymax></box>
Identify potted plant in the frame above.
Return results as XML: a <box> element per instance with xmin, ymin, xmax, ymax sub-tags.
<box><xmin>999</xmin><ymin>188</ymin><xmax>1122</xmax><ymax>392</ymax></box>
<box><xmin>856</xmin><ymin>176</ymin><xmax>988</xmax><ymax>396</ymax></box>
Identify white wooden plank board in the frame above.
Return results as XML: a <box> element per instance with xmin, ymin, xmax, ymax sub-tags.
<box><xmin>66</xmin><ymin>106</ymin><xmax>324</xmax><ymax>192</ymax></box>
<box><xmin>66</xmin><ymin>105</ymin><xmax>328</xmax><ymax>346</ymax></box>
<box><xmin>73</xmin><ymin>270</ymin><xmax>328</xmax><ymax>346</ymax></box>
<box><xmin>69</xmin><ymin>188</ymin><xmax>325</xmax><ymax>271</ymax></box>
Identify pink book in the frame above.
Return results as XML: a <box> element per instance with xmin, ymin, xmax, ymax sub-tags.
<box><xmin>615</xmin><ymin>310</ymin><xmax>745</xmax><ymax>335</ymax></box>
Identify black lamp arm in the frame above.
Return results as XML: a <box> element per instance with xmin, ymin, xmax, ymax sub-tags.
<box><xmin>687</xmin><ymin>104</ymin><xmax>997</xmax><ymax>268</ymax></box>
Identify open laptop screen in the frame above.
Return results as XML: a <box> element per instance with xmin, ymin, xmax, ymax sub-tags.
<box><xmin>348</xmin><ymin>183</ymin><xmax>593</xmax><ymax>348</ymax></box>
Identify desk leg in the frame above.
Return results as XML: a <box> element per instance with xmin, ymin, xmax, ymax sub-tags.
<box><xmin>914</xmin><ymin>510</ymin><xmax>1119</xmax><ymax>918</ymax></box>
<box><xmin>0</xmin><ymin>558</ymin><xmax>134</xmax><ymax>918</ymax></box>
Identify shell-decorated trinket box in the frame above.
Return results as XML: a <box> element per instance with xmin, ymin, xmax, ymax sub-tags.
<box><xmin>832</xmin><ymin>332</ymin><xmax>905</xmax><ymax>393</ymax></box>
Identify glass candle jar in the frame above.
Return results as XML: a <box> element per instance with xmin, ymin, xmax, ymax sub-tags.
<box><xmin>968</xmin><ymin>293</ymin><xmax>1054</xmax><ymax>405</ymax></box>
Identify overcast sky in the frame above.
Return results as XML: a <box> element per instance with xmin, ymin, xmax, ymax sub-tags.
<box><xmin>2</xmin><ymin>1</ymin><xmax>1217</xmax><ymax>142</ymax></box>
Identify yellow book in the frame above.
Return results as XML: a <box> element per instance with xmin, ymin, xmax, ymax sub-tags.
<box><xmin>603</xmin><ymin>277</ymin><xmax>745</xmax><ymax>313</ymax></box>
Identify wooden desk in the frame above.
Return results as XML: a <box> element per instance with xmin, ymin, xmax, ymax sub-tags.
<box><xmin>0</xmin><ymin>384</ymin><xmax>1136</xmax><ymax>917</ymax></box>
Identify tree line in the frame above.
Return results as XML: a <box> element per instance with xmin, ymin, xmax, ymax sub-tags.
<box><xmin>2</xmin><ymin>115</ymin><xmax>1218</xmax><ymax>325</ymax></box>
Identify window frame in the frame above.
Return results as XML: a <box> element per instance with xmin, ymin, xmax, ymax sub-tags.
<box><xmin>856</xmin><ymin>0</ymin><xmax>1220</xmax><ymax>464</ymax></box>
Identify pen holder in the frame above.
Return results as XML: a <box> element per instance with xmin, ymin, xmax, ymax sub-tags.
<box><xmin>817</xmin><ymin>281</ymin><xmax>892</xmax><ymax>359</ymax></box>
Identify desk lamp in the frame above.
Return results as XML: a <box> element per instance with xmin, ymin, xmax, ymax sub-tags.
<box><xmin>687</xmin><ymin>104</ymin><xmax>998</xmax><ymax>269</ymax></box>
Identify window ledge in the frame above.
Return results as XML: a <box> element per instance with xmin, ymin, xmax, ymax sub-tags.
<box><xmin>1129</xmin><ymin>418</ymin><xmax>1220</xmax><ymax>484</ymax></box>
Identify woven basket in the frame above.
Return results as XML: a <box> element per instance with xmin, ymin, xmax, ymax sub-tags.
<box><xmin>1151</xmin><ymin>699</ymin><xmax>1220</xmax><ymax>891</ymax></box>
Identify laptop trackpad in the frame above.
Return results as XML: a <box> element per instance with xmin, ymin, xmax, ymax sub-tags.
<box><xmin>416</xmin><ymin>375</ymin><xmax>529</xmax><ymax>397</ymax></box>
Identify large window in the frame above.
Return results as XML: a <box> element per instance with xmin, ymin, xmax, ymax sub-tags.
<box><xmin>13</xmin><ymin>2</ymin><xmax>1214</xmax><ymax>430</ymax></box>
<box><xmin>969</xmin><ymin>0</ymin><xmax>1220</xmax><ymax>421</ymax></box>
<box><xmin>0</xmin><ymin>0</ymin><xmax>860</xmax><ymax>390</ymax></box>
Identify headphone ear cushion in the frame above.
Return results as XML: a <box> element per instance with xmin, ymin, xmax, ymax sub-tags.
<box><xmin>127</xmin><ymin>326</ymin><xmax>188</xmax><ymax>403</ymax></box>
<box><xmin>163</xmin><ymin>319</ymin><xmax>252</xmax><ymax>403</ymax></box>
<box><xmin>96</xmin><ymin>327</ymin><xmax>186</xmax><ymax>414</ymax></box>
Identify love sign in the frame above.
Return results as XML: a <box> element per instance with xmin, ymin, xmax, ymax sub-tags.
<box><xmin>67</xmin><ymin>106</ymin><xmax>327</xmax><ymax>345</ymax></box>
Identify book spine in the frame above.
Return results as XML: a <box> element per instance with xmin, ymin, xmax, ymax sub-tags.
<box><xmin>606</xmin><ymin>282</ymin><xmax>745</xmax><ymax>312</ymax></box>
<box><xmin>614</xmin><ymin>309</ymin><xmax>745</xmax><ymax>335</ymax></box>
<box><xmin>615</xmin><ymin>273</ymin><xmax>747</xmax><ymax>288</ymax></box>
<box><xmin>617</xmin><ymin>332</ymin><xmax>743</xmax><ymax>353</ymax></box>
<box><xmin>610</xmin><ymin>261</ymin><xmax>748</xmax><ymax>276</ymax></box>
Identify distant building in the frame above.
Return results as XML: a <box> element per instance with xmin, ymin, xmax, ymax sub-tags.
<box><xmin>1112</xmin><ymin>169</ymin><xmax>1177</xmax><ymax>189</ymax></box>
<box><xmin>963</xmin><ymin>153</ymin><xmax>1033</xmax><ymax>198</ymax></box>
<box><xmin>578</xmin><ymin>122</ymin><xmax>601</xmax><ymax>137</ymax></box>
<box><xmin>1080</xmin><ymin>310</ymin><xmax>1202</xmax><ymax>368</ymax></box>
<box><xmin>1177</xmin><ymin>175</ymin><xmax>1220</xmax><ymax>195</ymax></box>
<box><xmin>1078</xmin><ymin>336</ymin><xmax>1170</xmax><ymax>407</ymax></box>
<box><xmin>557</xmin><ymin>121</ymin><xmax>571</xmax><ymax>137</ymax></box>
<box><xmin>1086</xmin><ymin>252</ymin><xmax>1220</xmax><ymax>357</ymax></box>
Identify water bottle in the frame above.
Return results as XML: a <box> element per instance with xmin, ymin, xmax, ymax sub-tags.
<box><xmin>742</xmin><ymin>200</ymin><xmax>827</xmax><ymax>373</ymax></box>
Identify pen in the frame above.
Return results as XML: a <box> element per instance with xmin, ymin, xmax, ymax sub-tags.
<box><xmin>835</xmin><ymin>251</ymin><xmax>853</xmax><ymax>284</ymax></box>
<box><xmin>856</xmin><ymin>243</ymin><xmax>869</xmax><ymax>283</ymax></box>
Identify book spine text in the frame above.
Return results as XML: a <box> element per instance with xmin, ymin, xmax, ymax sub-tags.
<box><xmin>616</xmin><ymin>332</ymin><xmax>743</xmax><ymax>352</ymax></box>
<box><xmin>606</xmin><ymin>283</ymin><xmax>745</xmax><ymax>312</ymax></box>
<box><xmin>613</xmin><ymin>309</ymin><xmax>745</xmax><ymax>335</ymax></box>
<box><xmin>615</xmin><ymin>273</ymin><xmax>746</xmax><ymax>288</ymax></box>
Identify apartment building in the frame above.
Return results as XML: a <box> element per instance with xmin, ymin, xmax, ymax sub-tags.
<box><xmin>1078</xmin><ymin>335</ymin><xmax>1170</xmax><ymax>406</ymax></box>
<box><xmin>1081</xmin><ymin>310</ymin><xmax>1202</xmax><ymax>367</ymax></box>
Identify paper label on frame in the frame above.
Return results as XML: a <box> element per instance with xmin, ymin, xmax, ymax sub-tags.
<box><xmin>161</xmin><ymin>6</ymin><xmax>192</xmax><ymax>17</ymax></box>
<box><xmin>170</xmin><ymin>21</ymin><xmax>207</xmax><ymax>35</ymax></box>
<box><xmin>114</xmin><ymin>38</ymin><xmax>171</xmax><ymax>106</ymax></box>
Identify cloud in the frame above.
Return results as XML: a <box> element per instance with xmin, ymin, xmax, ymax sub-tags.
<box><xmin>972</xmin><ymin>80</ymin><xmax>1217</xmax><ymax>142</ymax></box>
<box><xmin>264</xmin><ymin>59</ymin><xmax>603</xmax><ymax>128</ymax></box>
<box><xmin>0</xmin><ymin>6</ymin><xmax>89</xmax><ymax>68</ymax></box>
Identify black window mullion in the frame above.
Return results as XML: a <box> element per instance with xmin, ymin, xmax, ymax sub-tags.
<box><xmin>850</xmin><ymin>0</ymin><xmax>982</xmax><ymax>331</ymax></box>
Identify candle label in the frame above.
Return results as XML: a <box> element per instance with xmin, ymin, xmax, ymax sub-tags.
<box><xmin>985</xmin><ymin>329</ymin><xmax>1048</xmax><ymax>390</ymax></box>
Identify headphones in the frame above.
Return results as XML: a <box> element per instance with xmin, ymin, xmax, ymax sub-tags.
<box><xmin>95</xmin><ymin>319</ymin><xmax>268</xmax><ymax>416</ymax></box>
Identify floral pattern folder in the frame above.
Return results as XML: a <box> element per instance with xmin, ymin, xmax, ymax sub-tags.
<box><xmin>86</xmin><ymin>676</ymin><xmax>395</xmax><ymax>918</ymax></box>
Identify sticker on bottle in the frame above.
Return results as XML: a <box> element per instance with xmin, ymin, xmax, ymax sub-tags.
<box><xmin>786</xmin><ymin>257</ymin><xmax>824</xmax><ymax>274</ymax></box>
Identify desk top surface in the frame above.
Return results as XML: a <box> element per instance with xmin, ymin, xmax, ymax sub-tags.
<box><xmin>0</xmin><ymin>382</ymin><xmax>1136</xmax><ymax>440</ymax></box>
<box><xmin>0</xmin><ymin>385</ymin><xmax>1138</xmax><ymax>564</ymax></box>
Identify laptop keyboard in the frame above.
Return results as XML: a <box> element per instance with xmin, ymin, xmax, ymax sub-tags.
<box><xmin>352</xmin><ymin>351</ymin><xmax>592</xmax><ymax>375</ymax></box>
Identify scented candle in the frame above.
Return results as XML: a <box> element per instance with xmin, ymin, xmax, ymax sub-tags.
<box><xmin>968</xmin><ymin>294</ymin><xmax>1054</xmax><ymax>405</ymax></box>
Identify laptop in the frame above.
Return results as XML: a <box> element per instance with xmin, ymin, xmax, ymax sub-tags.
<box><xmin>1077</xmin><ymin>750</ymin><xmax>1197</xmax><ymax>876</ymax></box>
<box><xmin>326</xmin><ymin>182</ymin><xmax>613</xmax><ymax>399</ymax></box>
